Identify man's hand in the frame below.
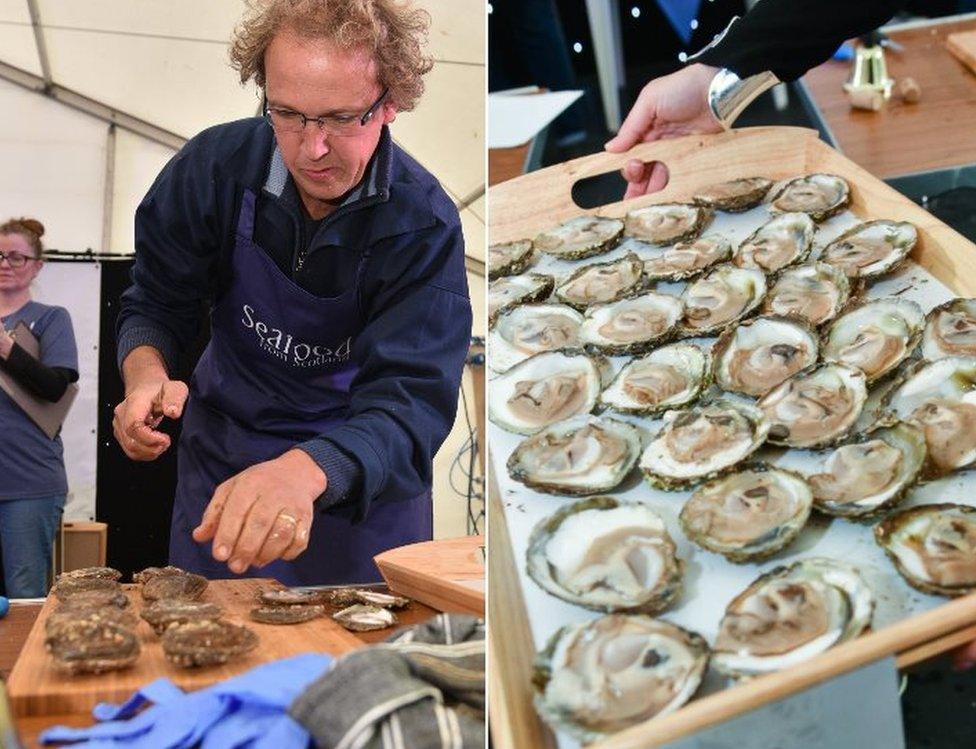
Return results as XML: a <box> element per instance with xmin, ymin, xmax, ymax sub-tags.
<box><xmin>192</xmin><ymin>449</ymin><xmax>326</xmax><ymax>574</ymax></box>
<box><xmin>113</xmin><ymin>379</ymin><xmax>188</xmax><ymax>460</ymax></box>
<box><xmin>605</xmin><ymin>63</ymin><xmax>724</xmax><ymax>199</ymax></box>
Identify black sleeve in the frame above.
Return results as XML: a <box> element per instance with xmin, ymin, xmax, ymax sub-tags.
<box><xmin>0</xmin><ymin>343</ymin><xmax>78</xmax><ymax>402</ymax></box>
<box><xmin>694</xmin><ymin>0</ymin><xmax>910</xmax><ymax>82</ymax></box>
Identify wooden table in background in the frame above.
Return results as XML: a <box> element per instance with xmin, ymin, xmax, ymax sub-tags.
<box><xmin>800</xmin><ymin>16</ymin><xmax>976</xmax><ymax>179</ymax></box>
<box><xmin>489</xmin><ymin>142</ymin><xmax>534</xmax><ymax>187</ymax></box>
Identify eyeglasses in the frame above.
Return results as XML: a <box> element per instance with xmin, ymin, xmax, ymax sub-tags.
<box><xmin>265</xmin><ymin>87</ymin><xmax>389</xmax><ymax>137</ymax></box>
<box><xmin>0</xmin><ymin>252</ymin><xmax>37</xmax><ymax>269</ymax></box>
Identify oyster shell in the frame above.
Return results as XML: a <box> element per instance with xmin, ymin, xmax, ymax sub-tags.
<box><xmin>624</xmin><ymin>203</ymin><xmax>712</xmax><ymax>245</ymax></box>
<box><xmin>489</xmin><ymin>303</ymin><xmax>583</xmax><ymax>373</ymax></box>
<box><xmin>693</xmin><ymin>177</ymin><xmax>773</xmax><ymax>212</ymax></box>
<box><xmin>333</xmin><ymin>604</ymin><xmax>397</xmax><ymax>632</ymax></box>
<box><xmin>821</xmin><ymin>298</ymin><xmax>924</xmax><ymax>383</ymax></box>
<box><xmin>46</xmin><ymin>620</ymin><xmax>141</xmax><ymax>675</ymax></box>
<box><xmin>553</xmin><ymin>253</ymin><xmax>644</xmax><ymax>311</ymax></box>
<box><xmin>257</xmin><ymin>588</ymin><xmax>331</xmax><ymax>606</ymax></box>
<box><xmin>250</xmin><ymin>604</ymin><xmax>325</xmax><ymax>624</ymax></box>
<box><xmin>133</xmin><ymin>566</ymin><xmax>186</xmax><ymax>584</ymax></box>
<box><xmin>488</xmin><ymin>239</ymin><xmax>534</xmax><ymax>280</ymax></box>
<box><xmin>641</xmin><ymin>234</ymin><xmax>732</xmax><ymax>281</ymax></box>
<box><xmin>488</xmin><ymin>350</ymin><xmax>607</xmax><ymax>435</ymax></box>
<box><xmin>808</xmin><ymin>422</ymin><xmax>926</xmax><ymax>518</ymax></box>
<box><xmin>488</xmin><ymin>273</ymin><xmax>554</xmax><ymax>328</ymax></box>
<box><xmin>579</xmin><ymin>292</ymin><xmax>683</xmax><ymax>355</ymax></box>
<box><xmin>52</xmin><ymin>577</ymin><xmax>122</xmax><ymax>602</ymax></box>
<box><xmin>767</xmin><ymin>173</ymin><xmax>850</xmax><ymax>222</ymax></box>
<box><xmin>875</xmin><ymin>503</ymin><xmax>976</xmax><ymax>596</ymax></box>
<box><xmin>640</xmin><ymin>399</ymin><xmax>770</xmax><ymax>490</ymax></box>
<box><xmin>599</xmin><ymin>342</ymin><xmax>709</xmax><ymax>416</ymax></box>
<box><xmin>712</xmin><ymin>315</ymin><xmax>820</xmax><ymax>397</ymax></box>
<box><xmin>141</xmin><ymin>600</ymin><xmax>224</xmax><ymax>635</ymax></box>
<box><xmin>534</xmin><ymin>216</ymin><xmax>623</xmax><ymax>260</ymax></box>
<box><xmin>56</xmin><ymin>566</ymin><xmax>122</xmax><ymax>584</ymax></box>
<box><xmin>679</xmin><ymin>264</ymin><xmax>767</xmax><ymax>336</ymax></box>
<box><xmin>353</xmin><ymin>590</ymin><xmax>411</xmax><ymax>609</ymax></box>
<box><xmin>142</xmin><ymin>572</ymin><xmax>208</xmax><ymax>602</ymax></box>
<box><xmin>52</xmin><ymin>588</ymin><xmax>129</xmax><ymax>610</ymax></box>
<box><xmin>762</xmin><ymin>262</ymin><xmax>851</xmax><ymax>327</ymax></box>
<box><xmin>921</xmin><ymin>298</ymin><xmax>976</xmax><ymax>360</ymax></box>
<box><xmin>162</xmin><ymin>620</ymin><xmax>258</xmax><ymax>667</ymax></box>
<box><xmin>533</xmin><ymin>615</ymin><xmax>708</xmax><ymax>744</ymax></box>
<box><xmin>526</xmin><ymin>496</ymin><xmax>682</xmax><ymax>613</ymax></box>
<box><xmin>679</xmin><ymin>465</ymin><xmax>813</xmax><ymax>562</ymax></box>
<box><xmin>820</xmin><ymin>220</ymin><xmax>917</xmax><ymax>279</ymax></box>
<box><xmin>757</xmin><ymin>363</ymin><xmax>867</xmax><ymax>448</ymax></box>
<box><xmin>507</xmin><ymin>415</ymin><xmax>641</xmax><ymax>496</ymax></box>
<box><xmin>733</xmin><ymin>213</ymin><xmax>815</xmax><ymax>273</ymax></box>
<box><xmin>46</xmin><ymin>606</ymin><xmax>138</xmax><ymax>638</ymax></box>
<box><xmin>712</xmin><ymin>558</ymin><xmax>873</xmax><ymax>678</ymax></box>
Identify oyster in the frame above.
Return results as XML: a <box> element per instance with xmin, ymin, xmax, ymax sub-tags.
<box><xmin>489</xmin><ymin>304</ymin><xmax>583</xmax><ymax>373</ymax></box>
<box><xmin>553</xmin><ymin>253</ymin><xmax>644</xmax><ymax>311</ymax></box>
<box><xmin>733</xmin><ymin>213</ymin><xmax>815</xmax><ymax>273</ymax></box>
<box><xmin>875</xmin><ymin>503</ymin><xmax>976</xmax><ymax>596</ymax></box>
<box><xmin>762</xmin><ymin>262</ymin><xmax>851</xmax><ymax>327</ymax></box>
<box><xmin>507</xmin><ymin>415</ymin><xmax>641</xmax><ymax>496</ymax></box>
<box><xmin>757</xmin><ymin>363</ymin><xmax>867</xmax><ymax>448</ymax></box>
<box><xmin>257</xmin><ymin>588</ymin><xmax>331</xmax><ymax>606</ymax></box>
<box><xmin>162</xmin><ymin>620</ymin><xmax>258</xmax><ymax>667</ymax></box>
<box><xmin>333</xmin><ymin>604</ymin><xmax>397</xmax><ymax>632</ymax></box>
<box><xmin>808</xmin><ymin>422</ymin><xmax>926</xmax><ymax>518</ymax></box>
<box><xmin>141</xmin><ymin>600</ymin><xmax>224</xmax><ymax>635</ymax></box>
<box><xmin>488</xmin><ymin>239</ymin><xmax>534</xmax><ymax>280</ymax></box>
<box><xmin>534</xmin><ymin>216</ymin><xmax>623</xmax><ymax>260</ymax></box>
<box><xmin>641</xmin><ymin>234</ymin><xmax>732</xmax><ymax>281</ymax></box>
<box><xmin>46</xmin><ymin>607</ymin><xmax>138</xmax><ymax>638</ymax></box>
<box><xmin>579</xmin><ymin>292</ymin><xmax>683</xmax><ymax>355</ymax></box>
<box><xmin>822</xmin><ymin>298</ymin><xmax>924</xmax><ymax>383</ymax></box>
<box><xmin>533</xmin><ymin>615</ymin><xmax>708</xmax><ymax>744</ymax></box>
<box><xmin>679</xmin><ymin>465</ymin><xmax>813</xmax><ymax>562</ymax></box>
<box><xmin>56</xmin><ymin>566</ymin><xmax>122</xmax><ymax>584</ymax></box>
<box><xmin>712</xmin><ymin>315</ymin><xmax>819</xmax><ymax>397</ymax></box>
<box><xmin>639</xmin><ymin>399</ymin><xmax>770</xmax><ymax>490</ymax></box>
<box><xmin>820</xmin><ymin>220</ymin><xmax>917</xmax><ymax>279</ymax></box>
<box><xmin>624</xmin><ymin>203</ymin><xmax>711</xmax><ymax>245</ymax></box>
<box><xmin>693</xmin><ymin>177</ymin><xmax>773</xmax><ymax>212</ymax></box>
<box><xmin>488</xmin><ymin>273</ymin><xmax>554</xmax><ymax>327</ymax></box>
<box><xmin>353</xmin><ymin>590</ymin><xmax>411</xmax><ymax>609</ymax></box>
<box><xmin>679</xmin><ymin>264</ymin><xmax>767</xmax><ymax>336</ymax></box>
<box><xmin>142</xmin><ymin>572</ymin><xmax>208</xmax><ymax>602</ymax></box>
<box><xmin>712</xmin><ymin>558</ymin><xmax>873</xmax><ymax>678</ymax></box>
<box><xmin>921</xmin><ymin>298</ymin><xmax>976</xmax><ymax>360</ymax></box>
<box><xmin>767</xmin><ymin>173</ymin><xmax>850</xmax><ymax>222</ymax></box>
<box><xmin>52</xmin><ymin>577</ymin><xmax>122</xmax><ymax>602</ymax></box>
<box><xmin>488</xmin><ymin>350</ymin><xmax>607</xmax><ymax>435</ymax></box>
<box><xmin>133</xmin><ymin>565</ymin><xmax>186</xmax><ymax>584</ymax></box>
<box><xmin>52</xmin><ymin>588</ymin><xmax>129</xmax><ymax>610</ymax></box>
<box><xmin>46</xmin><ymin>620</ymin><xmax>140</xmax><ymax>675</ymax></box>
<box><xmin>599</xmin><ymin>343</ymin><xmax>709</xmax><ymax>416</ymax></box>
<box><xmin>527</xmin><ymin>496</ymin><xmax>682</xmax><ymax>613</ymax></box>
<box><xmin>250</xmin><ymin>604</ymin><xmax>325</xmax><ymax>624</ymax></box>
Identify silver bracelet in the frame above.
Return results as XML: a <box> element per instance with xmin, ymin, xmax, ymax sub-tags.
<box><xmin>707</xmin><ymin>68</ymin><xmax>781</xmax><ymax>129</ymax></box>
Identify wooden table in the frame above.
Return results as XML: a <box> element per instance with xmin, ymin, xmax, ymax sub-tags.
<box><xmin>799</xmin><ymin>15</ymin><xmax>976</xmax><ymax>179</ymax></box>
<box><xmin>1</xmin><ymin>591</ymin><xmax>438</xmax><ymax>748</ymax></box>
<box><xmin>489</xmin><ymin>142</ymin><xmax>535</xmax><ymax>187</ymax></box>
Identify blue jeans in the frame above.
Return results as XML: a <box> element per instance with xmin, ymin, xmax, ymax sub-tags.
<box><xmin>0</xmin><ymin>494</ymin><xmax>64</xmax><ymax>598</ymax></box>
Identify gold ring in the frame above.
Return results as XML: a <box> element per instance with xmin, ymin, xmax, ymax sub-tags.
<box><xmin>277</xmin><ymin>512</ymin><xmax>299</xmax><ymax>526</ymax></box>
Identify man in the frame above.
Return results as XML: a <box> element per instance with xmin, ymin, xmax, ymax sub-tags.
<box><xmin>113</xmin><ymin>0</ymin><xmax>471</xmax><ymax>585</ymax></box>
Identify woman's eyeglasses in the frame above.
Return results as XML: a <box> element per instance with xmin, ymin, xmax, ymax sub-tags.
<box><xmin>0</xmin><ymin>252</ymin><xmax>37</xmax><ymax>269</ymax></box>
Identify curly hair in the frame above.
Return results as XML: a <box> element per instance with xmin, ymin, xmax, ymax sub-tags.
<box><xmin>0</xmin><ymin>217</ymin><xmax>44</xmax><ymax>258</ymax></box>
<box><xmin>229</xmin><ymin>0</ymin><xmax>433</xmax><ymax>112</ymax></box>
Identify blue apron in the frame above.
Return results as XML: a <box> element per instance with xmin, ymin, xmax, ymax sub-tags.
<box><xmin>169</xmin><ymin>190</ymin><xmax>433</xmax><ymax>585</ymax></box>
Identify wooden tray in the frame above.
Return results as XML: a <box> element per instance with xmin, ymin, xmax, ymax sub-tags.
<box><xmin>487</xmin><ymin>126</ymin><xmax>976</xmax><ymax>749</ymax></box>
<box><xmin>6</xmin><ymin>578</ymin><xmax>361</xmax><ymax>718</ymax></box>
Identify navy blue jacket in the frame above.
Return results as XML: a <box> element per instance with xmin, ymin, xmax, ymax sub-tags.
<box><xmin>117</xmin><ymin>118</ymin><xmax>471</xmax><ymax>519</ymax></box>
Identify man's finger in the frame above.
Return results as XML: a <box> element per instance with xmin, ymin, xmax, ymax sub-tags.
<box><xmin>605</xmin><ymin>90</ymin><xmax>658</xmax><ymax>153</ymax></box>
<box><xmin>227</xmin><ymin>501</ymin><xmax>281</xmax><ymax>574</ymax></box>
<box><xmin>647</xmin><ymin>161</ymin><xmax>670</xmax><ymax>193</ymax></box>
<box><xmin>193</xmin><ymin>478</ymin><xmax>234</xmax><ymax>545</ymax></box>
<box><xmin>113</xmin><ymin>411</ymin><xmax>168</xmax><ymax>460</ymax></box>
<box><xmin>159</xmin><ymin>380</ymin><xmax>189</xmax><ymax>419</ymax></box>
<box><xmin>280</xmin><ymin>518</ymin><xmax>311</xmax><ymax>561</ymax></box>
<box><xmin>210</xmin><ymin>484</ymin><xmax>261</xmax><ymax>566</ymax></box>
<box><xmin>252</xmin><ymin>513</ymin><xmax>299</xmax><ymax>568</ymax></box>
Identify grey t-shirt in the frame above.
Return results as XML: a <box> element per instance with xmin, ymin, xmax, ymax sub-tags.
<box><xmin>0</xmin><ymin>300</ymin><xmax>78</xmax><ymax>500</ymax></box>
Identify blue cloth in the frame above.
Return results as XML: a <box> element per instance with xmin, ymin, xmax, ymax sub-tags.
<box><xmin>39</xmin><ymin>653</ymin><xmax>332</xmax><ymax>748</ymax></box>
<box><xmin>0</xmin><ymin>493</ymin><xmax>64</xmax><ymax>597</ymax></box>
<box><xmin>0</xmin><ymin>300</ymin><xmax>78</xmax><ymax>500</ymax></box>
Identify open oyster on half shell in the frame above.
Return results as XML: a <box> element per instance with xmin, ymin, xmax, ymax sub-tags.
<box><xmin>712</xmin><ymin>315</ymin><xmax>819</xmax><ymax>397</ymax></box>
<box><xmin>641</xmin><ymin>234</ymin><xmax>732</xmax><ymax>282</ymax></box>
<box><xmin>767</xmin><ymin>174</ymin><xmax>850</xmax><ymax>222</ymax></box>
<box><xmin>624</xmin><ymin>203</ymin><xmax>711</xmax><ymax>245</ymax></box>
<box><xmin>488</xmin><ymin>239</ymin><xmax>535</xmax><ymax>280</ymax></box>
<box><xmin>733</xmin><ymin>213</ymin><xmax>815</xmax><ymax>273</ymax></box>
<box><xmin>822</xmin><ymin>298</ymin><xmax>924</xmax><ymax>383</ymax></box>
<box><xmin>533</xmin><ymin>615</ymin><xmax>709</xmax><ymax>744</ymax></box>
<box><xmin>554</xmin><ymin>253</ymin><xmax>644</xmax><ymax>310</ymax></box>
<box><xmin>808</xmin><ymin>422</ymin><xmax>927</xmax><ymax>518</ymax></box>
<box><xmin>762</xmin><ymin>262</ymin><xmax>851</xmax><ymax>327</ymax></box>
<box><xmin>875</xmin><ymin>503</ymin><xmax>976</xmax><ymax>596</ymax></box>
<box><xmin>820</xmin><ymin>220</ymin><xmax>917</xmax><ymax>279</ymax></box>
<box><xmin>599</xmin><ymin>342</ymin><xmax>709</xmax><ymax>416</ymax></box>
<box><xmin>640</xmin><ymin>399</ymin><xmax>770</xmax><ymax>490</ymax></box>
<box><xmin>679</xmin><ymin>465</ymin><xmax>813</xmax><ymax>562</ymax></box>
<box><xmin>526</xmin><ymin>496</ymin><xmax>682</xmax><ymax>612</ymax></box>
<box><xmin>534</xmin><ymin>216</ymin><xmax>623</xmax><ymax>260</ymax></box>
<box><xmin>712</xmin><ymin>558</ymin><xmax>874</xmax><ymax>678</ymax></box>
<box><xmin>488</xmin><ymin>350</ymin><xmax>608</xmax><ymax>435</ymax></box>
<box><xmin>693</xmin><ymin>177</ymin><xmax>773</xmax><ymax>212</ymax></box>
<box><xmin>757</xmin><ymin>363</ymin><xmax>867</xmax><ymax>448</ymax></box>
<box><xmin>489</xmin><ymin>303</ymin><xmax>583</xmax><ymax>373</ymax></box>
<box><xmin>488</xmin><ymin>273</ymin><xmax>554</xmax><ymax>328</ymax></box>
<box><xmin>580</xmin><ymin>292</ymin><xmax>683</xmax><ymax>355</ymax></box>
<box><xmin>921</xmin><ymin>298</ymin><xmax>976</xmax><ymax>360</ymax></box>
<box><xmin>679</xmin><ymin>264</ymin><xmax>767</xmax><ymax>337</ymax></box>
<box><xmin>507</xmin><ymin>415</ymin><xmax>641</xmax><ymax>496</ymax></box>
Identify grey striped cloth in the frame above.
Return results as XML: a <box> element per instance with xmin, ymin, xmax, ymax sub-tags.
<box><xmin>289</xmin><ymin>614</ymin><xmax>485</xmax><ymax>749</ymax></box>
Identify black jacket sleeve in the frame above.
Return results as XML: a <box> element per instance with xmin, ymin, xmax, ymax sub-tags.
<box><xmin>695</xmin><ymin>0</ymin><xmax>909</xmax><ymax>82</ymax></box>
<box><xmin>0</xmin><ymin>343</ymin><xmax>78</xmax><ymax>401</ymax></box>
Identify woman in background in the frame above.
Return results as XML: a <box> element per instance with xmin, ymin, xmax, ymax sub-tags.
<box><xmin>0</xmin><ymin>218</ymin><xmax>78</xmax><ymax>598</ymax></box>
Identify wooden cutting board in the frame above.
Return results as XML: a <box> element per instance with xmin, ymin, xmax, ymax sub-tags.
<box><xmin>6</xmin><ymin>578</ymin><xmax>362</xmax><ymax>717</ymax></box>
<box><xmin>947</xmin><ymin>30</ymin><xmax>976</xmax><ymax>76</ymax></box>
